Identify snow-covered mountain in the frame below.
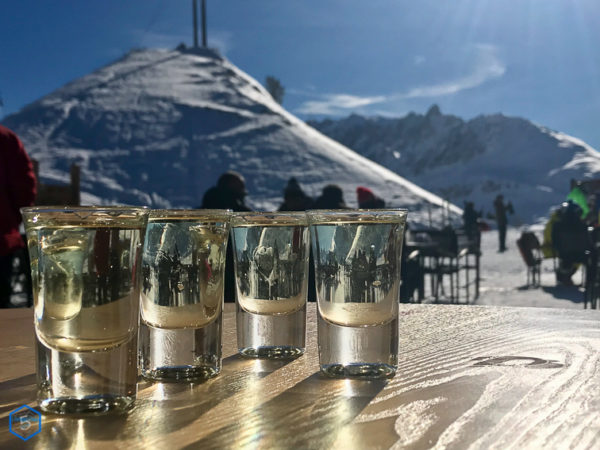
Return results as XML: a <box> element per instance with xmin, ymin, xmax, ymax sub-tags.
<box><xmin>2</xmin><ymin>47</ymin><xmax>459</xmax><ymax>226</ymax></box>
<box><xmin>309</xmin><ymin>105</ymin><xmax>600</xmax><ymax>224</ymax></box>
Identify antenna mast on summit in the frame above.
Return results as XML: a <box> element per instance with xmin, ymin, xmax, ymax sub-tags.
<box><xmin>192</xmin><ymin>0</ymin><xmax>199</xmax><ymax>48</ymax></box>
<box><xmin>192</xmin><ymin>0</ymin><xmax>207</xmax><ymax>48</ymax></box>
<box><xmin>201</xmin><ymin>0</ymin><xmax>207</xmax><ymax>47</ymax></box>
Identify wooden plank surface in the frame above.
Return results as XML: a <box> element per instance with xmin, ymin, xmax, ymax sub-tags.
<box><xmin>1</xmin><ymin>304</ymin><xmax>599</xmax><ymax>449</ymax></box>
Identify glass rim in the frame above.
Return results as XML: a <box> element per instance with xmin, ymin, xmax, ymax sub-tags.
<box><xmin>21</xmin><ymin>205</ymin><xmax>149</xmax><ymax>214</ymax></box>
<box><xmin>148</xmin><ymin>209</ymin><xmax>232</xmax><ymax>220</ymax></box>
<box><xmin>231</xmin><ymin>211</ymin><xmax>308</xmax><ymax>226</ymax></box>
<box><xmin>306</xmin><ymin>208</ymin><xmax>408</xmax><ymax>224</ymax></box>
<box><xmin>20</xmin><ymin>205</ymin><xmax>149</xmax><ymax>227</ymax></box>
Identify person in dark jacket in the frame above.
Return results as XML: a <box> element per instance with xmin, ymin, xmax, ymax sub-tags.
<box><xmin>278</xmin><ymin>178</ymin><xmax>313</xmax><ymax>211</ymax></box>
<box><xmin>313</xmin><ymin>184</ymin><xmax>348</xmax><ymax>209</ymax></box>
<box><xmin>356</xmin><ymin>186</ymin><xmax>385</xmax><ymax>209</ymax></box>
<box><xmin>493</xmin><ymin>194</ymin><xmax>513</xmax><ymax>252</ymax></box>
<box><xmin>462</xmin><ymin>201</ymin><xmax>480</xmax><ymax>238</ymax></box>
<box><xmin>0</xmin><ymin>125</ymin><xmax>37</xmax><ymax>307</ymax></box>
<box><xmin>552</xmin><ymin>201</ymin><xmax>589</xmax><ymax>286</ymax></box>
<box><xmin>201</xmin><ymin>171</ymin><xmax>251</xmax><ymax>212</ymax></box>
<box><xmin>201</xmin><ymin>171</ymin><xmax>251</xmax><ymax>303</ymax></box>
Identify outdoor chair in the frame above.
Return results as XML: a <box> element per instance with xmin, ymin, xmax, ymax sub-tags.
<box><xmin>456</xmin><ymin>228</ymin><xmax>481</xmax><ymax>301</ymax></box>
<box><xmin>424</xmin><ymin>228</ymin><xmax>464</xmax><ymax>304</ymax></box>
<box><xmin>407</xmin><ymin>227</ymin><xmax>475</xmax><ymax>304</ymax></box>
<box><xmin>517</xmin><ymin>231</ymin><xmax>543</xmax><ymax>288</ymax></box>
<box><xmin>400</xmin><ymin>247</ymin><xmax>423</xmax><ymax>303</ymax></box>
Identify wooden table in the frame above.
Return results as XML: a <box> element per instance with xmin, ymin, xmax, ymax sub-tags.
<box><xmin>1</xmin><ymin>304</ymin><xmax>600</xmax><ymax>449</ymax></box>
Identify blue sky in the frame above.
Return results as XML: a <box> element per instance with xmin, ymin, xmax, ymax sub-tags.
<box><xmin>1</xmin><ymin>0</ymin><xmax>600</xmax><ymax>148</ymax></box>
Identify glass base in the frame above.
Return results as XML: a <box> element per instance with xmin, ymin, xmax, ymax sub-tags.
<box><xmin>239</xmin><ymin>345</ymin><xmax>304</xmax><ymax>359</ymax></box>
<box><xmin>318</xmin><ymin>312</ymin><xmax>398</xmax><ymax>379</ymax></box>
<box><xmin>320</xmin><ymin>363</ymin><xmax>396</xmax><ymax>379</ymax></box>
<box><xmin>237</xmin><ymin>303</ymin><xmax>305</xmax><ymax>359</ymax></box>
<box><xmin>142</xmin><ymin>365</ymin><xmax>220</xmax><ymax>381</ymax></box>
<box><xmin>40</xmin><ymin>395</ymin><xmax>134</xmax><ymax>415</ymax></box>
<box><xmin>139</xmin><ymin>314</ymin><xmax>222</xmax><ymax>382</ymax></box>
<box><xmin>36</xmin><ymin>336</ymin><xmax>137</xmax><ymax>415</ymax></box>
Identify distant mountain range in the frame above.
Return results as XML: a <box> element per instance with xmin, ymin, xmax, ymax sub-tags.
<box><xmin>2</xmin><ymin>47</ymin><xmax>459</xmax><ymax>227</ymax></box>
<box><xmin>309</xmin><ymin>105</ymin><xmax>600</xmax><ymax>224</ymax></box>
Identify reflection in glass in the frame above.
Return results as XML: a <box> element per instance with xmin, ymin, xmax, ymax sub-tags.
<box><xmin>308</xmin><ymin>209</ymin><xmax>407</xmax><ymax>379</ymax></box>
<box><xmin>231</xmin><ymin>212</ymin><xmax>309</xmax><ymax>359</ymax></box>
<box><xmin>139</xmin><ymin>210</ymin><xmax>231</xmax><ymax>381</ymax></box>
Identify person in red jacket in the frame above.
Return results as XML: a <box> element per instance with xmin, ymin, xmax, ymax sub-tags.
<box><xmin>0</xmin><ymin>125</ymin><xmax>37</xmax><ymax>307</ymax></box>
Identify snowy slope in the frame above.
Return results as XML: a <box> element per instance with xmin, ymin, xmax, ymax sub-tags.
<box><xmin>309</xmin><ymin>106</ymin><xmax>600</xmax><ymax>224</ymax></box>
<box><xmin>3</xmin><ymin>48</ymin><xmax>459</xmax><ymax>226</ymax></box>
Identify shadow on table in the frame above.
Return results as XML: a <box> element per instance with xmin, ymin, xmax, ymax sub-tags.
<box><xmin>23</xmin><ymin>355</ymin><xmax>294</xmax><ymax>447</ymax></box>
<box><xmin>184</xmin><ymin>372</ymin><xmax>388</xmax><ymax>449</ymax></box>
<box><xmin>541</xmin><ymin>285</ymin><xmax>585</xmax><ymax>303</ymax></box>
<box><xmin>0</xmin><ymin>373</ymin><xmax>36</xmax><ymax>416</ymax></box>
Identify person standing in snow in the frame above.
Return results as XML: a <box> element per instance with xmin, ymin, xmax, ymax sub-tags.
<box><xmin>0</xmin><ymin>125</ymin><xmax>37</xmax><ymax>307</ymax></box>
<box><xmin>493</xmin><ymin>194</ymin><xmax>513</xmax><ymax>252</ymax></box>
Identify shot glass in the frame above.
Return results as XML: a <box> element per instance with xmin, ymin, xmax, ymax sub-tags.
<box><xmin>307</xmin><ymin>209</ymin><xmax>407</xmax><ymax>378</ymax></box>
<box><xmin>21</xmin><ymin>206</ymin><xmax>149</xmax><ymax>414</ymax></box>
<box><xmin>139</xmin><ymin>210</ymin><xmax>231</xmax><ymax>381</ymax></box>
<box><xmin>231</xmin><ymin>212</ymin><xmax>309</xmax><ymax>358</ymax></box>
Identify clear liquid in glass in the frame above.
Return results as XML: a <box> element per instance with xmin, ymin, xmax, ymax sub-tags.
<box><xmin>30</xmin><ymin>225</ymin><xmax>143</xmax><ymax>352</ymax></box>
<box><xmin>311</xmin><ymin>222</ymin><xmax>403</xmax><ymax>327</ymax></box>
<box><xmin>140</xmin><ymin>220</ymin><xmax>229</xmax><ymax>329</ymax></box>
<box><xmin>232</xmin><ymin>225</ymin><xmax>309</xmax><ymax>315</ymax></box>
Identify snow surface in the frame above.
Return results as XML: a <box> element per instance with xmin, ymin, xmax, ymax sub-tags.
<box><xmin>309</xmin><ymin>107</ymin><xmax>600</xmax><ymax>224</ymax></box>
<box><xmin>2</xmin><ymin>47</ymin><xmax>460</xmax><ymax>226</ymax></box>
<box><xmin>471</xmin><ymin>228</ymin><xmax>585</xmax><ymax>310</ymax></box>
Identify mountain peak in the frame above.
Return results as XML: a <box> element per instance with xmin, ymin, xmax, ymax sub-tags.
<box><xmin>309</xmin><ymin>107</ymin><xmax>600</xmax><ymax>223</ymax></box>
<box><xmin>177</xmin><ymin>45</ymin><xmax>223</xmax><ymax>60</ymax></box>
<box><xmin>426</xmin><ymin>104</ymin><xmax>441</xmax><ymax>118</ymax></box>
<box><xmin>3</xmin><ymin>47</ymin><xmax>459</xmax><ymax>225</ymax></box>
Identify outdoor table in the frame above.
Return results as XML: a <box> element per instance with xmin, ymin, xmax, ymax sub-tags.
<box><xmin>406</xmin><ymin>234</ymin><xmax>480</xmax><ymax>303</ymax></box>
<box><xmin>1</xmin><ymin>303</ymin><xmax>599</xmax><ymax>449</ymax></box>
